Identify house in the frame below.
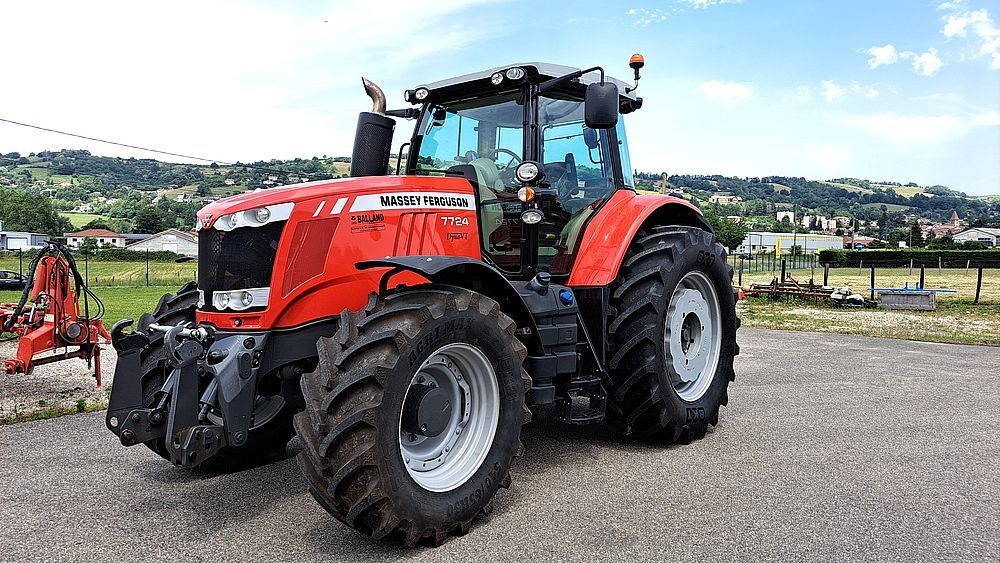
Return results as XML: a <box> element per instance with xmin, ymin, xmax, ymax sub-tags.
<box><xmin>844</xmin><ymin>235</ymin><xmax>876</xmax><ymax>249</ymax></box>
<box><xmin>126</xmin><ymin>229</ymin><xmax>198</xmax><ymax>256</ymax></box>
<box><xmin>65</xmin><ymin>228</ymin><xmax>126</xmax><ymax>248</ymax></box>
<box><xmin>953</xmin><ymin>227</ymin><xmax>1000</xmax><ymax>247</ymax></box>
<box><xmin>776</xmin><ymin>211</ymin><xmax>795</xmax><ymax>223</ymax></box>
<box><xmin>924</xmin><ymin>211</ymin><xmax>964</xmax><ymax>238</ymax></box>
<box><xmin>709</xmin><ymin>193</ymin><xmax>743</xmax><ymax>205</ymax></box>
<box><xmin>0</xmin><ymin>229</ymin><xmax>48</xmax><ymax>251</ymax></box>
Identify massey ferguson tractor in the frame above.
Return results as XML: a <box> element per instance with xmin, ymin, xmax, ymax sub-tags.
<box><xmin>105</xmin><ymin>57</ymin><xmax>740</xmax><ymax>546</ymax></box>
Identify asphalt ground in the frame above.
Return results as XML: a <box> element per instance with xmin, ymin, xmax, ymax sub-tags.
<box><xmin>0</xmin><ymin>328</ymin><xmax>997</xmax><ymax>562</ymax></box>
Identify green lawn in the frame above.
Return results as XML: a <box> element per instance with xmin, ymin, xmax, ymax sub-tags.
<box><xmin>60</xmin><ymin>211</ymin><xmax>109</xmax><ymax>228</ymax></box>
<box><xmin>0</xmin><ymin>257</ymin><xmax>196</xmax><ymax>288</ymax></box>
<box><xmin>1</xmin><ymin>285</ymin><xmax>183</xmax><ymax>326</ymax></box>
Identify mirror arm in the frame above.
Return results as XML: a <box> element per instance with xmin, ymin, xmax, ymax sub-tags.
<box><xmin>537</xmin><ymin>66</ymin><xmax>605</xmax><ymax>96</ymax></box>
<box><xmin>385</xmin><ymin>108</ymin><xmax>420</xmax><ymax>119</ymax></box>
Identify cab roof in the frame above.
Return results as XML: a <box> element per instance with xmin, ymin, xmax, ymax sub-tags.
<box><xmin>414</xmin><ymin>62</ymin><xmax>638</xmax><ymax>104</ymax></box>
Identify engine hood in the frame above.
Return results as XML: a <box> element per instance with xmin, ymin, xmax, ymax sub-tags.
<box><xmin>196</xmin><ymin>175</ymin><xmax>474</xmax><ymax>230</ymax></box>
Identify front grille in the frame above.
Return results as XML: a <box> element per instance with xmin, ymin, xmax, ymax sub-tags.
<box><xmin>198</xmin><ymin>221</ymin><xmax>285</xmax><ymax>308</ymax></box>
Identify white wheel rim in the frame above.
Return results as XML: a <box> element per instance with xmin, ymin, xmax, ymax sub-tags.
<box><xmin>665</xmin><ymin>271</ymin><xmax>722</xmax><ymax>402</ymax></box>
<box><xmin>399</xmin><ymin>343</ymin><xmax>500</xmax><ymax>492</ymax></box>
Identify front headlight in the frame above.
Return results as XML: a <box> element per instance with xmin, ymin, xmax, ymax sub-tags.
<box><xmin>515</xmin><ymin>161</ymin><xmax>543</xmax><ymax>184</ymax></box>
<box><xmin>254</xmin><ymin>207</ymin><xmax>271</xmax><ymax>223</ymax></box>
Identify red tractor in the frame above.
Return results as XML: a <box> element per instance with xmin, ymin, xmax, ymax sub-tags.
<box><xmin>106</xmin><ymin>58</ymin><xmax>739</xmax><ymax>545</ymax></box>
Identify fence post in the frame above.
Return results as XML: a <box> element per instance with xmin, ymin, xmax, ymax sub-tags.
<box><xmin>909</xmin><ymin>258</ymin><xmax>913</xmax><ymax>276</ymax></box>
<box><xmin>823</xmin><ymin>263</ymin><xmax>830</xmax><ymax>286</ymax></box>
<box><xmin>738</xmin><ymin>260</ymin><xmax>744</xmax><ymax>286</ymax></box>
<box><xmin>975</xmin><ymin>267</ymin><xmax>983</xmax><ymax>304</ymax></box>
<box><xmin>870</xmin><ymin>266</ymin><xmax>876</xmax><ymax>301</ymax></box>
<box><xmin>919</xmin><ymin>265</ymin><xmax>926</xmax><ymax>290</ymax></box>
<box><xmin>18</xmin><ymin>248</ymin><xmax>23</xmax><ymax>277</ymax></box>
<box><xmin>146</xmin><ymin>249</ymin><xmax>150</xmax><ymax>287</ymax></box>
<box><xmin>781</xmin><ymin>259</ymin><xmax>787</xmax><ymax>283</ymax></box>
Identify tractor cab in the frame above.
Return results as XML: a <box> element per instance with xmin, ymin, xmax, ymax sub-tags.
<box><xmin>401</xmin><ymin>63</ymin><xmax>643</xmax><ymax>278</ymax></box>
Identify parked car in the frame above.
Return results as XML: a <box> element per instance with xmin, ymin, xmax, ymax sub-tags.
<box><xmin>0</xmin><ymin>270</ymin><xmax>27</xmax><ymax>290</ymax></box>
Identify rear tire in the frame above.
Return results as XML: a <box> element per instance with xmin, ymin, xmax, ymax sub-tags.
<box><xmin>295</xmin><ymin>285</ymin><xmax>530</xmax><ymax>546</ymax></box>
<box><xmin>137</xmin><ymin>282</ymin><xmax>295</xmax><ymax>469</ymax></box>
<box><xmin>605</xmin><ymin>227</ymin><xmax>739</xmax><ymax>441</ymax></box>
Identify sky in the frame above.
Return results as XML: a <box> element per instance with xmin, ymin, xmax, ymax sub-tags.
<box><xmin>1</xmin><ymin>0</ymin><xmax>998</xmax><ymax>194</ymax></box>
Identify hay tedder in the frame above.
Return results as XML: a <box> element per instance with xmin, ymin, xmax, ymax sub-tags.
<box><xmin>1</xmin><ymin>241</ymin><xmax>109</xmax><ymax>384</ymax></box>
<box><xmin>104</xmin><ymin>56</ymin><xmax>740</xmax><ymax>545</ymax></box>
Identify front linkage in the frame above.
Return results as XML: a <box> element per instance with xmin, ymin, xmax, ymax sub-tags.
<box><xmin>105</xmin><ymin>319</ymin><xmax>261</xmax><ymax>467</ymax></box>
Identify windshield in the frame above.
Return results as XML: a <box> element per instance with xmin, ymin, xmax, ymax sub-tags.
<box><xmin>414</xmin><ymin>93</ymin><xmax>523</xmax><ymax>183</ymax></box>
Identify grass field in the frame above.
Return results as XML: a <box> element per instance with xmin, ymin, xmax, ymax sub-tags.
<box><xmin>1</xmin><ymin>286</ymin><xmax>180</xmax><ymax>326</ymax></box>
<box><xmin>734</xmin><ymin>265</ymin><xmax>1000</xmax><ymax>345</ymax></box>
<box><xmin>0</xmin><ymin>257</ymin><xmax>196</xmax><ymax>288</ymax></box>
<box><xmin>60</xmin><ymin>212</ymin><xmax>109</xmax><ymax>228</ymax></box>
<box><xmin>861</xmin><ymin>202</ymin><xmax>910</xmax><ymax>212</ymax></box>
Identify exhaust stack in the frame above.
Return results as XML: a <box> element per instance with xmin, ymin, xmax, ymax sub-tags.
<box><xmin>350</xmin><ymin>77</ymin><xmax>395</xmax><ymax>177</ymax></box>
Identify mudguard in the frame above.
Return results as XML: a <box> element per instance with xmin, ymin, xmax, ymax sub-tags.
<box><xmin>567</xmin><ymin>190</ymin><xmax>713</xmax><ymax>287</ymax></box>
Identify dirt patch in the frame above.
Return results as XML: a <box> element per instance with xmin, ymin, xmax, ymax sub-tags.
<box><xmin>0</xmin><ymin>340</ymin><xmax>118</xmax><ymax>423</ymax></box>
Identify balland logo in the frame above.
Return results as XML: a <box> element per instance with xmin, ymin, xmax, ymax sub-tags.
<box><xmin>350</xmin><ymin>192</ymin><xmax>474</xmax><ymax>212</ymax></box>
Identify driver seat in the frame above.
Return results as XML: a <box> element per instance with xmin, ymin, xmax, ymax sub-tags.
<box><xmin>445</xmin><ymin>158</ymin><xmax>504</xmax><ymax>252</ymax></box>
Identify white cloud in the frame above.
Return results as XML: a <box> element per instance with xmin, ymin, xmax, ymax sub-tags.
<box><xmin>627</xmin><ymin>8</ymin><xmax>669</xmax><ymax>26</ymax></box>
<box><xmin>678</xmin><ymin>0</ymin><xmax>743</xmax><ymax>8</ymax></box>
<box><xmin>697</xmin><ymin>81</ymin><xmax>752</xmax><ymax>104</ymax></box>
<box><xmin>865</xmin><ymin>44</ymin><xmax>900</xmax><ymax>68</ymax></box>
<box><xmin>0</xmin><ymin>0</ymin><xmax>500</xmax><ymax>163</ymax></box>
<box><xmin>912</xmin><ymin>48</ymin><xmax>944</xmax><ymax>75</ymax></box>
<box><xmin>793</xmin><ymin>86</ymin><xmax>812</xmax><ymax>104</ymax></box>
<box><xmin>850</xmin><ymin>83</ymin><xmax>881</xmax><ymax>98</ymax></box>
<box><xmin>844</xmin><ymin>111</ymin><xmax>1000</xmax><ymax>143</ymax></box>
<box><xmin>847</xmin><ymin>113</ymin><xmax>963</xmax><ymax>143</ymax></box>
<box><xmin>973</xmin><ymin>110</ymin><xmax>1000</xmax><ymax>126</ymax></box>
<box><xmin>821</xmin><ymin>81</ymin><xmax>846</xmax><ymax>103</ymax></box>
<box><xmin>940</xmin><ymin>4</ymin><xmax>1000</xmax><ymax>70</ymax></box>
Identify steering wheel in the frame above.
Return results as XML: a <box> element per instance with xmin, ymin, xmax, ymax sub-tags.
<box><xmin>489</xmin><ymin>148</ymin><xmax>521</xmax><ymax>170</ymax></box>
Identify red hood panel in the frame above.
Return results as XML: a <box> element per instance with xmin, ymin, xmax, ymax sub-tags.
<box><xmin>197</xmin><ymin>176</ymin><xmax>475</xmax><ymax>229</ymax></box>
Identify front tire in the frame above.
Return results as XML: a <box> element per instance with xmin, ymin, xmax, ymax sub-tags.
<box><xmin>295</xmin><ymin>286</ymin><xmax>530</xmax><ymax>546</ymax></box>
<box><xmin>136</xmin><ymin>282</ymin><xmax>295</xmax><ymax>469</ymax></box>
<box><xmin>606</xmin><ymin>227</ymin><xmax>739</xmax><ymax>441</ymax></box>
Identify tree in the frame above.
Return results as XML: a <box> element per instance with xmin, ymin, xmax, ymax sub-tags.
<box><xmin>701</xmin><ymin>206</ymin><xmax>749</xmax><ymax>251</ymax></box>
<box><xmin>79</xmin><ymin>237</ymin><xmax>98</xmax><ymax>254</ymax></box>
<box><xmin>0</xmin><ymin>187</ymin><xmax>73</xmax><ymax>235</ymax></box>
<box><xmin>908</xmin><ymin>221</ymin><xmax>925</xmax><ymax>248</ymax></box>
<box><xmin>927</xmin><ymin>235</ymin><xmax>956</xmax><ymax>250</ymax></box>
<box><xmin>134</xmin><ymin>205</ymin><xmax>164</xmax><ymax>234</ymax></box>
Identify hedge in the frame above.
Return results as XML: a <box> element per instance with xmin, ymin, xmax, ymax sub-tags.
<box><xmin>1</xmin><ymin>247</ymin><xmax>185</xmax><ymax>262</ymax></box>
<box><xmin>819</xmin><ymin>249</ymin><xmax>1000</xmax><ymax>267</ymax></box>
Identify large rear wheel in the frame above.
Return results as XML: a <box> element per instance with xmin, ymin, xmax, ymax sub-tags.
<box><xmin>605</xmin><ymin>227</ymin><xmax>739</xmax><ymax>441</ymax></box>
<box><xmin>295</xmin><ymin>286</ymin><xmax>530</xmax><ymax>546</ymax></box>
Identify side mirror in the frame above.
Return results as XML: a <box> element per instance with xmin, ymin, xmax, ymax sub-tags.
<box><xmin>583</xmin><ymin>127</ymin><xmax>599</xmax><ymax>149</ymax></box>
<box><xmin>584</xmin><ymin>82</ymin><xmax>619</xmax><ymax>129</ymax></box>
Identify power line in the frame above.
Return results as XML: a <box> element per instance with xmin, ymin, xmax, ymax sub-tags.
<box><xmin>0</xmin><ymin>116</ymin><xmax>331</xmax><ymax>180</ymax></box>
<box><xmin>0</xmin><ymin>116</ymin><xmax>231</xmax><ymax>164</ymax></box>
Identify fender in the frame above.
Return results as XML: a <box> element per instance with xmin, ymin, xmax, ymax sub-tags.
<box><xmin>567</xmin><ymin>190</ymin><xmax>713</xmax><ymax>287</ymax></box>
<box><xmin>356</xmin><ymin>256</ymin><xmax>541</xmax><ymax>353</ymax></box>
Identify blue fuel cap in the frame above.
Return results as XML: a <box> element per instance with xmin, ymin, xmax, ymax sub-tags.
<box><xmin>558</xmin><ymin>289</ymin><xmax>574</xmax><ymax>305</ymax></box>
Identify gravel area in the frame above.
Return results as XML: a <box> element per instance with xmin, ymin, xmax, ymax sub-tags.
<box><xmin>0</xmin><ymin>340</ymin><xmax>117</xmax><ymax>423</ymax></box>
<box><xmin>0</xmin><ymin>328</ymin><xmax>997</xmax><ymax>561</ymax></box>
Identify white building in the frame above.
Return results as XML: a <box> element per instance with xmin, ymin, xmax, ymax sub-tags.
<box><xmin>0</xmin><ymin>230</ymin><xmax>48</xmax><ymax>251</ymax></box>
<box><xmin>953</xmin><ymin>227</ymin><xmax>1000</xmax><ymax>247</ymax></box>
<box><xmin>64</xmin><ymin>229</ymin><xmax>126</xmax><ymax>248</ymax></box>
<box><xmin>126</xmin><ymin>229</ymin><xmax>198</xmax><ymax>256</ymax></box>
<box><xmin>736</xmin><ymin>231</ymin><xmax>845</xmax><ymax>255</ymax></box>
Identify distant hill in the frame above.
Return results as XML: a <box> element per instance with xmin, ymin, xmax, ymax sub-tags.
<box><xmin>2</xmin><ymin>149</ymin><xmax>998</xmax><ymax>234</ymax></box>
